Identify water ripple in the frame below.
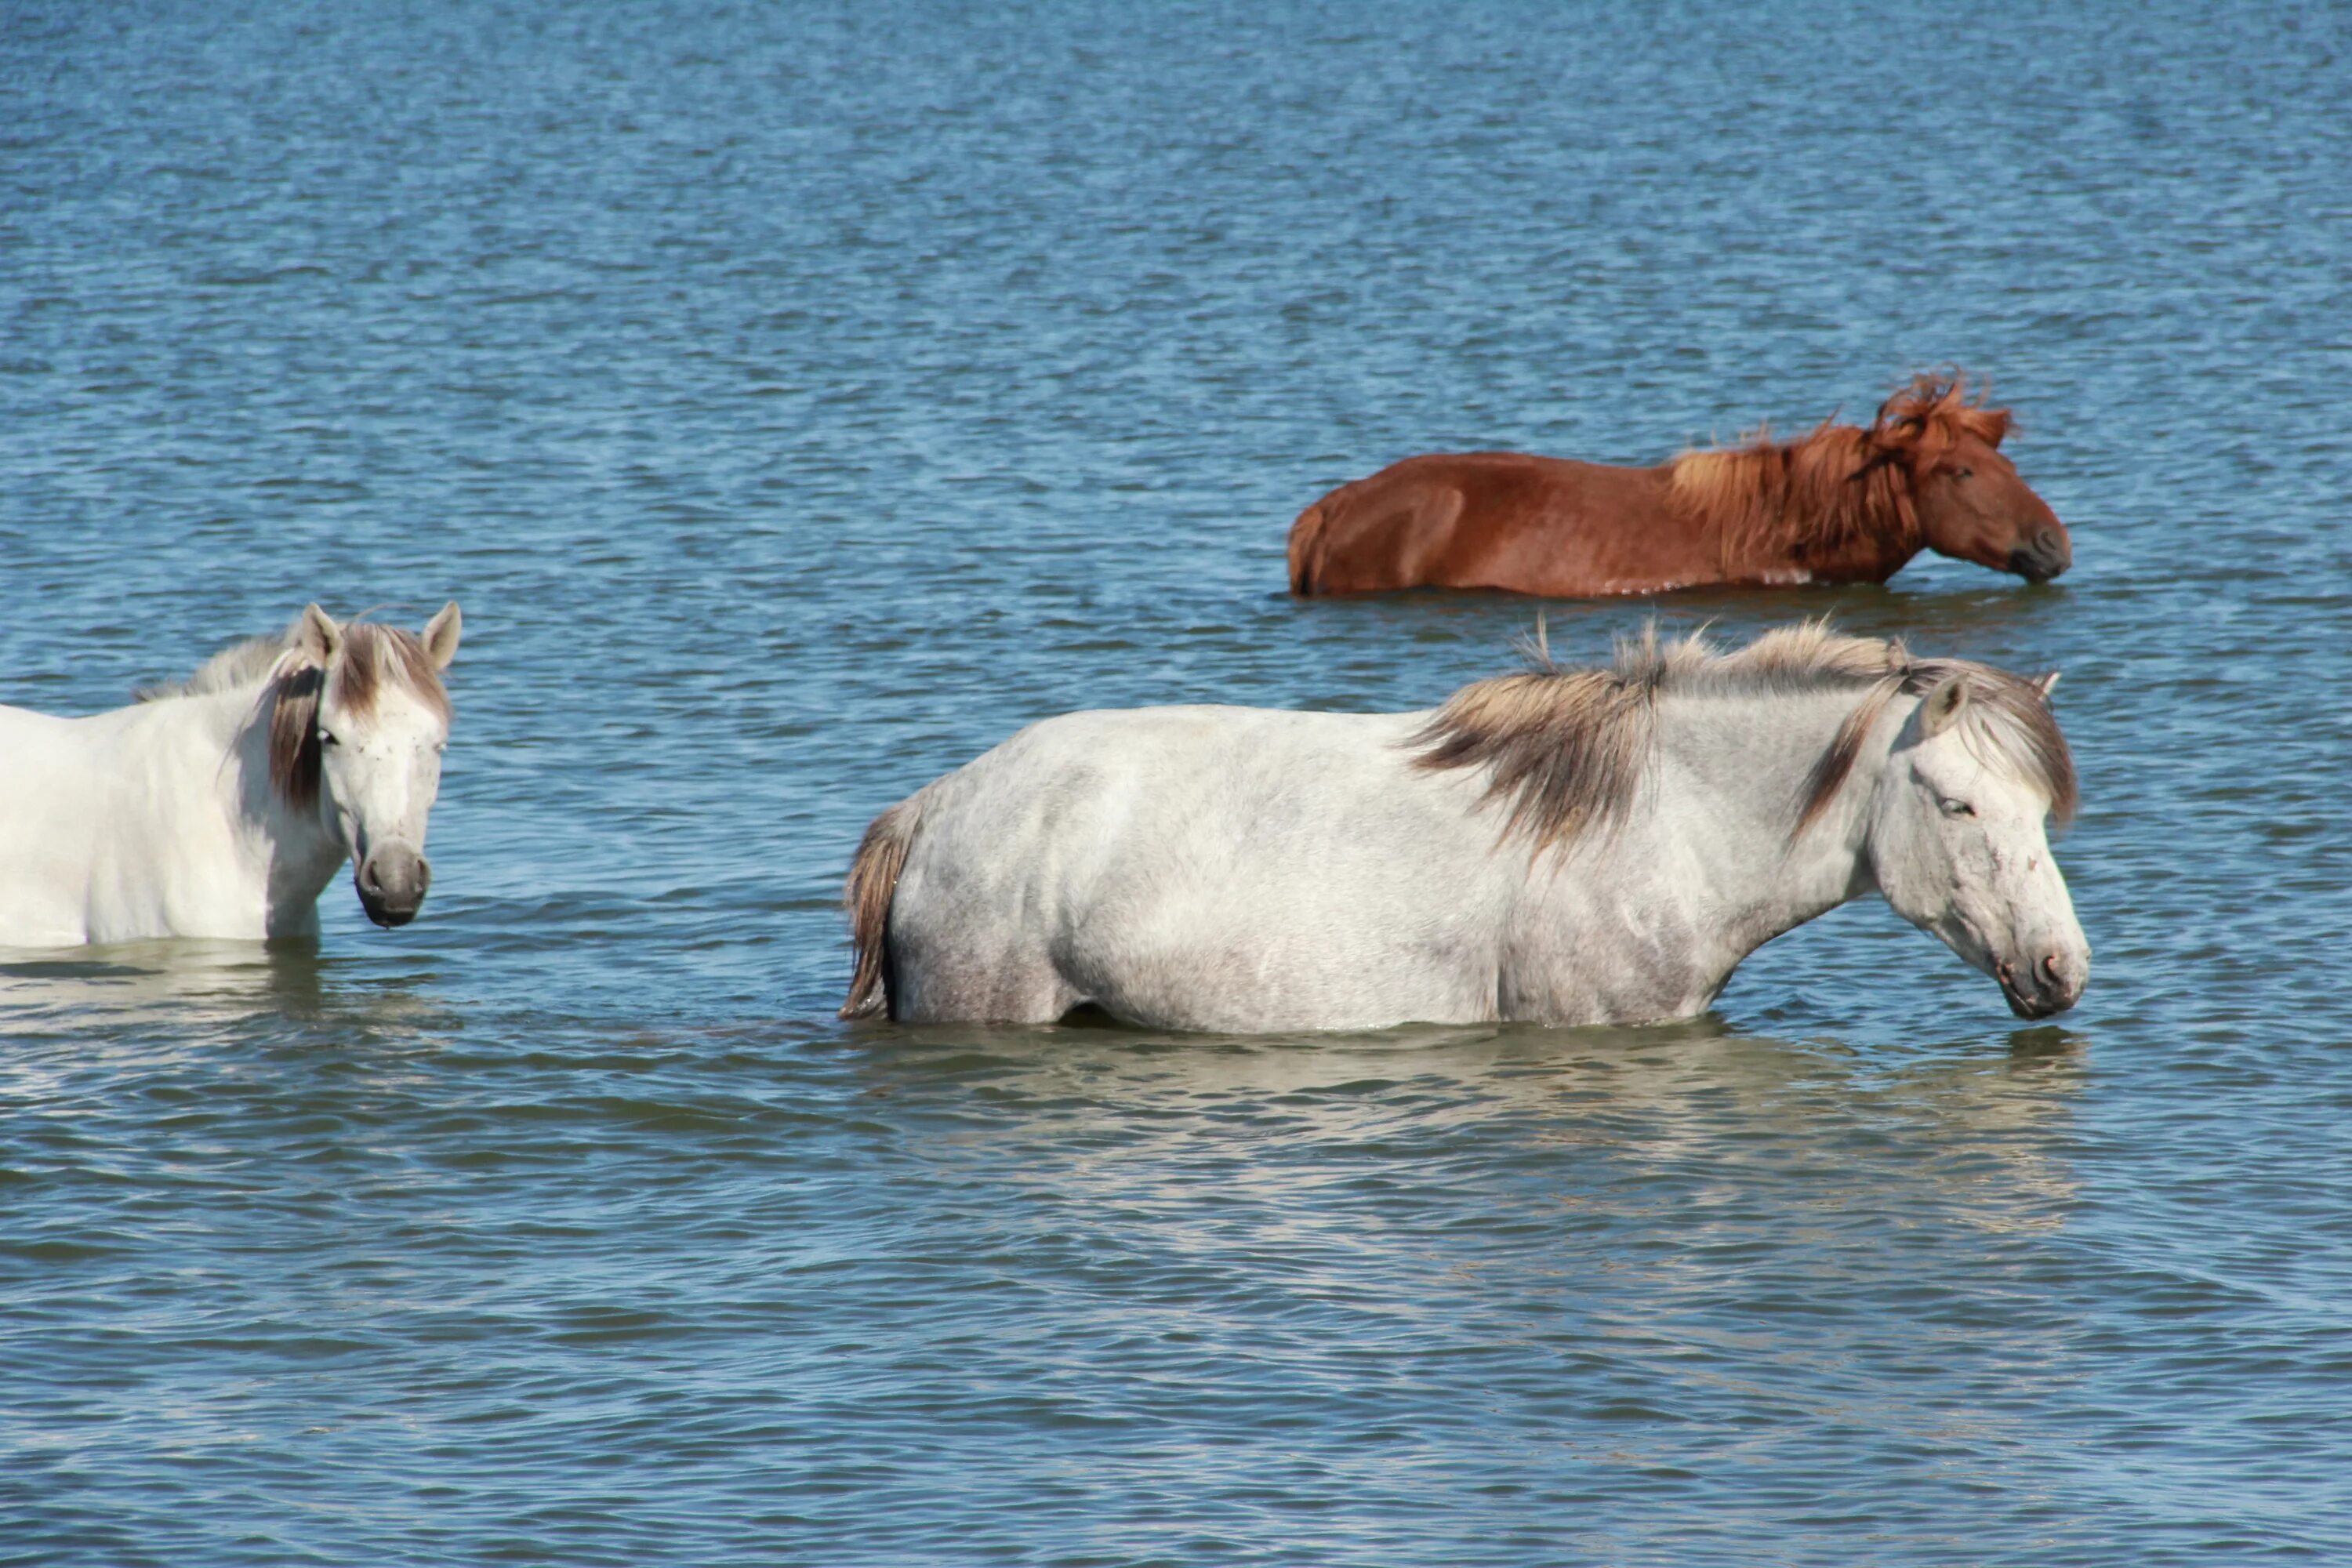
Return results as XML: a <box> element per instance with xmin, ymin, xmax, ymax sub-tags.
<box><xmin>6</xmin><ymin>0</ymin><xmax>2352</xmax><ymax>1563</ymax></box>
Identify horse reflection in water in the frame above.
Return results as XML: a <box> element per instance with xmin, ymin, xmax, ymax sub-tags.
<box><xmin>844</xmin><ymin>622</ymin><xmax>2086</xmax><ymax>1031</ymax></box>
<box><xmin>859</xmin><ymin>1018</ymin><xmax>2090</xmax><ymax>1240</ymax></box>
<box><xmin>1288</xmin><ymin>373</ymin><xmax>2072</xmax><ymax>598</ymax></box>
<box><xmin>0</xmin><ymin>604</ymin><xmax>461</xmax><ymax>948</ymax></box>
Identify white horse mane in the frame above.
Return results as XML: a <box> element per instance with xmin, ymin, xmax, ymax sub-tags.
<box><xmin>133</xmin><ymin>631</ymin><xmax>293</xmax><ymax>703</ymax></box>
<box><xmin>1410</xmin><ymin>620</ymin><xmax>2075</xmax><ymax>851</ymax></box>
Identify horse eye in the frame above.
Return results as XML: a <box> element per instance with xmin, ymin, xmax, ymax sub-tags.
<box><xmin>1950</xmin><ymin>466</ymin><xmax>1974</xmax><ymax>481</ymax></box>
<box><xmin>1940</xmin><ymin>797</ymin><xmax>1976</xmax><ymax>818</ymax></box>
<box><xmin>318</xmin><ymin>729</ymin><xmax>341</xmax><ymax>748</ymax></box>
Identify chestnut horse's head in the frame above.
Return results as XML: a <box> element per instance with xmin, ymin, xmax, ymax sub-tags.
<box><xmin>1869</xmin><ymin>375</ymin><xmax>2071</xmax><ymax>583</ymax></box>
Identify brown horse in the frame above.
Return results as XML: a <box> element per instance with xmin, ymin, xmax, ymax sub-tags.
<box><xmin>1287</xmin><ymin>374</ymin><xmax>2071</xmax><ymax>597</ymax></box>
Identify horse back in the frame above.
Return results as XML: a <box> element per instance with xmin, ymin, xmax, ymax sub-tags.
<box><xmin>1289</xmin><ymin>452</ymin><xmax>1694</xmax><ymax>596</ymax></box>
<box><xmin>0</xmin><ymin>705</ymin><xmax>117</xmax><ymax>943</ymax></box>
<box><xmin>0</xmin><ymin>698</ymin><xmax>260</xmax><ymax>946</ymax></box>
<box><xmin>884</xmin><ymin>706</ymin><xmax>1514</xmax><ymax>1028</ymax></box>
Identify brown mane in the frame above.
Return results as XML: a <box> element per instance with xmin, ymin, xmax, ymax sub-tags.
<box><xmin>258</xmin><ymin>622</ymin><xmax>452</xmax><ymax>810</ymax></box>
<box><xmin>1410</xmin><ymin>620</ymin><xmax>2074</xmax><ymax>852</ymax></box>
<box><xmin>1666</xmin><ymin>372</ymin><xmax>2016</xmax><ymax>567</ymax></box>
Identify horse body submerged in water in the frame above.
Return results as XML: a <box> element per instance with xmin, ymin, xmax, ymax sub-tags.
<box><xmin>0</xmin><ymin>604</ymin><xmax>462</xmax><ymax>947</ymax></box>
<box><xmin>1288</xmin><ymin>375</ymin><xmax>2072</xmax><ymax>597</ymax></box>
<box><xmin>842</xmin><ymin>622</ymin><xmax>2086</xmax><ymax>1032</ymax></box>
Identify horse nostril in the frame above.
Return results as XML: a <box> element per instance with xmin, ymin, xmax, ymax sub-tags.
<box><xmin>2038</xmin><ymin>953</ymin><xmax>2082</xmax><ymax>999</ymax></box>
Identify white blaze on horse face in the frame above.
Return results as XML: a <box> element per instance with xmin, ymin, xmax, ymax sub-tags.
<box><xmin>1868</xmin><ymin>678</ymin><xmax>2089</xmax><ymax>1019</ymax></box>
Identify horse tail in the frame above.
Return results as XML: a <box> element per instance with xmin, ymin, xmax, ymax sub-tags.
<box><xmin>1287</xmin><ymin>492</ymin><xmax>1336</xmax><ymax>595</ymax></box>
<box><xmin>840</xmin><ymin>795</ymin><xmax>922</xmax><ymax>1021</ymax></box>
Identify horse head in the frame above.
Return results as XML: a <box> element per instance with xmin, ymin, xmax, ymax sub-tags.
<box><xmin>273</xmin><ymin>603</ymin><xmax>463</xmax><ymax>927</ymax></box>
<box><xmin>1865</xmin><ymin>668</ymin><xmax>2087</xmax><ymax>1018</ymax></box>
<box><xmin>1870</xmin><ymin>375</ymin><xmax>2071</xmax><ymax>583</ymax></box>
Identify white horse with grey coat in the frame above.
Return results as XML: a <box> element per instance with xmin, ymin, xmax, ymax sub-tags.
<box><xmin>0</xmin><ymin>604</ymin><xmax>461</xmax><ymax>947</ymax></box>
<box><xmin>842</xmin><ymin>622</ymin><xmax>2087</xmax><ymax>1031</ymax></box>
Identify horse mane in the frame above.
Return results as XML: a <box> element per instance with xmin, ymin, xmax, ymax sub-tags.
<box><xmin>1409</xmin><ymin>619</ymin><xmax>2074</xmax><ymax>852</ymax></box>
<box><xmin>137</xmin><ymin>618</ymin><xmax>452</xmax><ymax>811</ymax></box>
<box><xmin>133</xmin><ymin>636</ymin><xmax>289</xmax><ymax>703</ymax></box>
<box><xmin>1665</xmin><ymin>372</ymin><xmax>2015</xmax><ymax>564</ymax></box>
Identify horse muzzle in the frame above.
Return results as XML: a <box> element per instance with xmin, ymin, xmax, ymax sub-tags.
<box><xmin>357</xmin><ymin>844</ymin><xmax>432</xmax><ymax>928</ymax></box>
<box><xmin>2006</xmin><ymin>528</ymin><xmax>2072</xmax><ymax>583</ymax></box>
<box><xmin>1995</xmin><ymin>948</ymin><xmax>2087</xmax><ymax>1019</ymax></box>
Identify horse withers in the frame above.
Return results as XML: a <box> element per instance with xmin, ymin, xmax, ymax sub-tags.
<box><xmin>1288</xmin><ymin>374</ymin><xmax>2072</xmax><ymax>597</ymax></box>
<box><xmin>0</xmin><ymin>604</ymin><xmax>462</xmax><ymax>947</ymax></box>
<box><xmin>841</xmin><ymin>622</ymin><xmax>2086</xmax><ymax>1032</ymax></box>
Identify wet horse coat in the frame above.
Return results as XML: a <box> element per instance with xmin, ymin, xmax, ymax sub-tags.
<box><xmin>1288</xmin><ymin>375</ymin><xmax>2071</xmax><ymax>597</ymax></box>
<box><xmin>841</xmin><ymin>623</ymin><xmax>2087</xmax><ymax>1032</ymax></box>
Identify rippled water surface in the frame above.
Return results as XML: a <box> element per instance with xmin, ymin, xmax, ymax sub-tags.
<box><xmin>6</xmin><ymin>2</ymin><xmax>2351</xmax><ymax>1563</ymax></box>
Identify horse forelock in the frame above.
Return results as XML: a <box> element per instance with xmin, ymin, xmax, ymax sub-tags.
<box><xmin>328</xmin><ymin>622</ymin><xmax>452</xmax><ymax>724</ymax></box>
<box><xmin>1414</xmin><ymin>622</ymin><xmax>2073</xmax><ymax>853</ymax></box>
<box><xmin>1920</xmin><ymin>662</ymin><xmax>2077</xmax><ymax>822</ymax></box>
<box><xmin>1795</xmin><ymin>657</ymin><xmax>2077</xmax><ymax>836</ymax></box>
<box><xmin>261</xmin><ymin>623</ymin><xmax>452</xmax><ymax>811</ymax></box>
<box><xmin>1872</xmin><ymin>372</ymin><xmax>2014</xmax><ymax>462</ymax></box>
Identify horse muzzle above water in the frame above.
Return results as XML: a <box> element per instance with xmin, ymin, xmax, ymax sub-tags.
<box><xmin>357</xmin><ymin>844</ymin><xmax>432</xmax><ymax>928</ymax></box>
<box><xmin>1995</xmin><ymin>949</ymin><xmax>2088</xmax><ymax>1019</ymax></box>
<box><xmin>2007</xmin><ymin>528</ymin><xmax>2073</xmax><ymax>583</ymax></box>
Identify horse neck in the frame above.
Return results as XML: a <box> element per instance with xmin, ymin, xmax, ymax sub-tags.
<box><xmin>1590</xmin><ymin>684</ymin><xmax>1884</xmax><ymax>984</ymax></box>
<box><xmin>1700</xmin><ymin>434</ymin><xmax>1923</xmax><ymax>581</ymax></box>
<box><xmin>212</xmin><ymin>682</ymin><xmax>347</xmax><ymax>921</ymax></box>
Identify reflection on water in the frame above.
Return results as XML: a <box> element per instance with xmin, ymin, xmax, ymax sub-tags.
<box><xmin>739</xmin><ymin>1019</ymin><xmax>2100</xmax><ymax>1559</ymax></box>
<box><xmin>863</xmin><ymin>1015</ymin><xmax>2086</xmax><ymax>1240</ymax></box>
<box><xmin>0</xmin><ymin>940</ymin><xmax>328</xmax><ymax>1025</ymax></box>
<box><xmin>0</xmin><ymin>938</ymin><xmax>468</xmax><ymax>1051</ymax></box>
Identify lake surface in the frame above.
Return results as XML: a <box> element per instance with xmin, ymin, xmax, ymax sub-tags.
<box><xmin>5</xmin><ymin>2</ymin><xmax>2350</xmax><ymax>1562</ymax></box>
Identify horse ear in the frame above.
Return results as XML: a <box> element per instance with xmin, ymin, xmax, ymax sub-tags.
<box><xmin>296</xmin><ymin>604</ymin><xmax>343</xmax><ymax>666</ymax></box>
<box><xmin>2036</xmin><ymin>670</ymin><xmax>2060</xmax><ymax>699</ymax></box>
<box><xmin>1918</xmin><ymin>673</ymin><xmax>1969</xmax><ymax>738</ymax></box>
<box><xmin>420</xmin><ymin>601</ymin><xmax>463</xmax><ymax>670</ymax></box>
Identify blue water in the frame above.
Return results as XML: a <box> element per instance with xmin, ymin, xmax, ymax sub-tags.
<box><xmin>5</xmin><ymin>2</ymin><xmax>2351</xmax><ymax>1562</ymax></box>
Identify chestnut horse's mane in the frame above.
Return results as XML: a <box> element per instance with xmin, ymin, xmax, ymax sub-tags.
<box><xmin>1409</xmin><ymin>619</ymin><xmax>2074</xmax><ymax>854</ymax></box>
<box><xmin>1665</xmin><ymin>373</ymin><xmax>2015</xmax><ymax>566</ymax></box>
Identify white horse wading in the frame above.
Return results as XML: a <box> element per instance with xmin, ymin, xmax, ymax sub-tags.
<box><xmin>841</xmin><ymin>622</ymin><xmax>2087</xmax><ymax>1031</ymax></box>
<box><xmin>0</xmin><ymin>604</ymin><xmax>461</xmax><ymax>947</ymax></box>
